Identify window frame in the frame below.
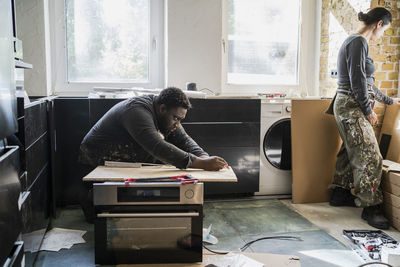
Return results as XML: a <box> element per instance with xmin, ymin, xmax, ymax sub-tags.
<box><xmin>221</xmin><ymin>0</ymin><xmax>321</xmax><ymax>96</ymax></box>
<box><xmin>50</xmin><ymin>0</ymin><xmax>165</xmax><ymax>95</ymax></box>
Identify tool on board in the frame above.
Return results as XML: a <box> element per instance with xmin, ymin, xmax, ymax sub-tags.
<box><xmin>124</xmin><ymin>174</ymin><xmax>198</xmax><ymax>185</ymax></box>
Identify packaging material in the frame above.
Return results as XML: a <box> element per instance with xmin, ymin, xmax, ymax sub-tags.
<box><xmin>212</xmin><ymin>252</ymin><xmax>264</xmax><ymax>267</ymax></box>
<box><xmin>291</xmin><ymin>99</ymin><xmax>341</xmax><ymax>203</ymax></box>
<box><xmin>384</xmin><ymin>160</ymin><xmax>400</xmax><ymax>172</ymax></box>
<box><xmin>203</xmin><ymin>224</ymin><xmax>218</xmax><ymax>245</ymax></box>
<box><xmin>383</xmin><ymin>191</ymin><xmax>400</xmax><ymax>231</ymax></box>
<box><xmin>382</xmin><ymin>164</ymin><xmax>400</xmax><ymax>231</ymax></box>
<box><xmin>381</xmin><ymin>246</ymin><xmax>400</xmax><ymax>266</ymax></box>
<box><xmin>379</xmin><ymin>105</ymin><xmax>400</xmax><ymax>162</ymax></box>
<box><xmin>343</xmin><ymin>230</ymin><xmax>399</xmax><ymax>262</ymax></box>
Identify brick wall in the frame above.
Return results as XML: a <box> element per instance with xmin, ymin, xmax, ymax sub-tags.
<box><xmin>319</xmin><ymin>0</ymin><xmax>400</xmax><ymax>135</ymax></box>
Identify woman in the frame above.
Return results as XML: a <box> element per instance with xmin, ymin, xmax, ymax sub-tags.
<box><xmin>328</xmin><ymin>7</ymin><xmax>400</xmax><ymax>229</ymax></box>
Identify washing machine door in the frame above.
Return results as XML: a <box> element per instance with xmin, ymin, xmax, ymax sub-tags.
<box><xmin>263</xmin><ymin>118</ymin><xmax>291</xmax><ymax>170</ymax></box>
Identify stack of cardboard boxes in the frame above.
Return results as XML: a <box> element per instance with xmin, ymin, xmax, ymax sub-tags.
<box><xmin>383</xmin><ymin>165</ymin><xmax>400</xmax><ymax>230</ymax></box>
<box><xmin>379</xmin><ymin>105</ymin><xmax>400</xmax><ymax>230</ymax></box>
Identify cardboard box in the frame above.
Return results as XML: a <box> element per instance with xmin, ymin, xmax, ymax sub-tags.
<box><xmin>383</xmin><ymin>192</ymin><xmax>400</xmax><ymax>231</ymax></box>
<box><xmin>382</xmin><ymin>168</ymin><xmax>400</xmax><ymax>230</ymax></box>
<box><xmin>291</xmin><ymin>99</ymin><xmax>341</xmax><ymax>203</ymax></box>
<box><xmin>382</xmin><ymin>166</ymin><xmax>400</xmax><ymax>197</ymax></box>
<box><xmin>379</xmin><ymin>105</ymin><xmax>400</xmax><ymax>162</ymax></box>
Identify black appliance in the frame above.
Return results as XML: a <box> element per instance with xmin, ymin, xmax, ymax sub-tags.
<box><xmin>93</xmin><ymin>182</ymin><xmax>203</xmax><ymax>265</ymax></box>
<box><xmin>0</xmin><ymin>146</ymin><xmax>22</xmax><ymax>266</ymax></box>
<box><xmin>0</xmin><ymin>0</ymin><xmax>18</xmax><ymax>140</ymax></box>
<box><xmin>0</xmin><ymin>0</ymin><xmax>23</xmax><ymax>266</ymax></box>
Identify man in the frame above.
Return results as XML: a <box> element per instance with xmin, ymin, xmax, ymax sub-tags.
<box><xmin>79</xmin><ymin>87</ymin><xmax>227</xmax><ymax>222</ymax></box>
<box><xmin>80</xmin><ymin>87</ymin><xmax>227</xmax><ymax>170</ymax></box>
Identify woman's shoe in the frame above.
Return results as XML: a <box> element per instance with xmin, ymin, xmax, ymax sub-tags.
<box><xmin>329</xmin><ymin>187</ymin><xmax>356</xmax><ymax>207</ymax></box>
<box><xmin>361</xmin><ymin>205</ymin><xmax>389</xmax><ymax>230</ymax></box>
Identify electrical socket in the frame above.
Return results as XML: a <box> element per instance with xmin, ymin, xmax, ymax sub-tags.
<box><xmin>330</xmin><ymin>69</ymin><xmax>338</xmax><ymax>78</ymax></box>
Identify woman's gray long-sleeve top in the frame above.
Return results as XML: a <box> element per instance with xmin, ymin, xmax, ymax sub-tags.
<box><xmin>337</xmin><ymin>33</ymin><xmax>393</xmax><ymax>115</ymax></box>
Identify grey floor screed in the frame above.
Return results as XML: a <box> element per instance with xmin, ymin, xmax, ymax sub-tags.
<box><xmin>33</xmin><ymin>199</ymin><xmax>365</xmax><ymax>267</ymax></box>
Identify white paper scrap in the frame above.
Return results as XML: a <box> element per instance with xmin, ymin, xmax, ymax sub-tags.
<box><xmin>39</xmin><ymin>228</ymin><xmax>86</xmax><ymax>252</ymax></box>
<box><xmin>22</xmin><ymin>229</ymin><xmax>47</xmax><ymax>253</ymax></box>
<box><xmin>216</xmin><ymin>252</ymin><xmax>264</xmax><ymax>267</ymax></box>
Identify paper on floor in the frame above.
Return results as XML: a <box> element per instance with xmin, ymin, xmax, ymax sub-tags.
<box><xmin>39</xmin><ymin>228</ymin><xmax>86</xmax><ymax>252</ymax></box>
<box><xmin>22</xmin><ymin>229</ymin><xmax>47</xmax><ymax>253</ymax></box>
<box><xmin>215</xmin><ymin>252</ymin><xmax>264</xmax><ymax>267</ymax></box>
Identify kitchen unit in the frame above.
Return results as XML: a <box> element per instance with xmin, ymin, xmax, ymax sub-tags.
<box><xmin>16</xmin><ymin>98</ymin><xmax>52</xmax><ymax>266</ymax></box>
<box><xmin>93</xmin><ymin>182</ymin><xmax>203</xmax><ymax>264</ymax></box>
<box><xmin>52</xmin><ymin>97</ymin><xmax>260</xmax><ymax>206</ymax></box>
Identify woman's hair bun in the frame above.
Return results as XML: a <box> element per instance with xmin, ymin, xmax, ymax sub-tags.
<box><xmin>358</xmin><ymin>11</ymin><xmax>367</xmax><ymax>21</ymax></box>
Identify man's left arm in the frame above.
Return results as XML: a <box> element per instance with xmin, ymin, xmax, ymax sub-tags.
<box><xmin>166</xmin><ymin>126</ymin><xmax>209</xmax><ymax>158</ymax></box>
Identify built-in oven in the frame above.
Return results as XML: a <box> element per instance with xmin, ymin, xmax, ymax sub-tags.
<box><xmin>93</xmin><ymin>182</ymin><xmax>203</xmax><ymax>265</ymax></box>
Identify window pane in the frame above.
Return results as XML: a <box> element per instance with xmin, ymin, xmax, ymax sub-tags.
<box><xmin>227</xmin><ymin>0</ymin><xmax>300</xmax><ymax>85</ymax></box>
<box><xmin>65</xmin><ymin>0</ymin><xmax>149</xmax><ymax>83</ymax></box>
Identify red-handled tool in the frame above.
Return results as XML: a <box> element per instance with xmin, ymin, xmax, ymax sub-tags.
<box><xmin>124</xmin><ymin>174</ymin><xmax>198</xmax><ymax>186</ymax></box>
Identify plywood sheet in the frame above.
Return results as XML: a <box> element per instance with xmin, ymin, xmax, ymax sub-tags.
<box><xmin>379</xmin><ymin>104</ymin><xmax>400</xmax><ymax>162</ymax></box>
<box><xmin>83</xmin><ymin>165</ymin><xmax>237</xmax><ymax>182</ymax></box>
<box><xmin>291</xmin><ymin>99</ymin><xmax>341</xmax><ymax>203</ymax></box>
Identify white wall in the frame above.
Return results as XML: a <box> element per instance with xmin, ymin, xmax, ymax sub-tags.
<box><xmin>16</xmin><ymin>0</ymin><xmax>51</xmax><ymax>97</ymax></box>
<box><xmin>16</xmin><ymin>0</ymin><xmax>319</xmax><ymax>97</ymax></box>
<box><xmin>167</xmin><ymin>0</ymin><xmax>222</xmax><ymax>93</ymax></box>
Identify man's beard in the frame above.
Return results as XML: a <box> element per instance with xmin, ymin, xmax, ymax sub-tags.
<box><xmin>158</xmin><ymin>116</ymin><xmax>170</xmax><ymax>134</ymax></box>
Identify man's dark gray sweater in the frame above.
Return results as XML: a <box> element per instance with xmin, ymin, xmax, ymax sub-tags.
<box><xmin>337</xmin><ymin>33</ymin><xmax>393</xmax><ymax>115</ymax></box>
<box><xmin>79</xmin><ymin>95</ymin><xmax>208</xmax><ymax>168</ymax></box>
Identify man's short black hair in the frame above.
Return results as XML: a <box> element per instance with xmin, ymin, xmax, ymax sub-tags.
<box><xmin>155</xmin><ymin>87</ymin><xmax>192</xmax><ymax>109</ymax></box>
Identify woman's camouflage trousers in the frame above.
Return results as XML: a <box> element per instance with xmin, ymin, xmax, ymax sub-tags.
<box><xmin>331</xmin><ymin>93</ymin><xmax>383</xmax><ymax>207</ymax></box>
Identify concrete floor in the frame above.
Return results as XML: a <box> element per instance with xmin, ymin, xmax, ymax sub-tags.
<box><xmin>32</xmin><ymin>198</ymin><xmax>391</xmax><ymax>267</ymax></box>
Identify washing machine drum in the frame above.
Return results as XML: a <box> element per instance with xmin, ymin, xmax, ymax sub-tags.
<box><xmin>263</xmin><ymin>118</ymin><xmax>292</xmax><ymax>170</ymax></box>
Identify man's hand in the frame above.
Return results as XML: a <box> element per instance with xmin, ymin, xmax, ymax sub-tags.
<box><xmin>366</xmin><ymin>112</ymin><xmax>378</xmax><ymax>126</ymax></box>
<box><xmin>393</xmin><ymin>98</ymin><xmax>400</xmax><ymax>105</ymax></box>
<box><xmin>190</xmin><ymin>156</ymin><xmax>228</xmax><ymax>171</ymax></box>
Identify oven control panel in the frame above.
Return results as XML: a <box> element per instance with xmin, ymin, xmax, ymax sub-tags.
<box><xmin>93</xmin><ymin>182</ymin><xmax>204</xmax><ymax>205</ymax></box>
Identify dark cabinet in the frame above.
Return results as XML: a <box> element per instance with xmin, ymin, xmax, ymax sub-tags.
<box><xmin>184</xmin><ymin>99</ymin><xmax>260</xmax><ymax>195</ymax></box>
<box><xmin>15</xmin><ymin>98</ymin><xmax>52</xmax><ymax>267</ymax></box>
<box><xmin>53</xmin><ymin>98</ymin><xmax>123</xmax><ymax>206</ymax></box>
<box><xmin>53</xmin><ymin>98</ymin><xmax>90</xmax><ymax>206</ymax></box>
<box><xmin>21</xmin><ymin>165</ymin><xmax>50</xmax><ymax>267</ymax></box>
<box><xmin>53</xmin><ymin>97</ymin><xmax>260</xmax><ymax>205</ymax></box>
<box><xmin>0</xmin><ymin>146</ymin><xmax>22</xmax><ymax>266</ymax></box>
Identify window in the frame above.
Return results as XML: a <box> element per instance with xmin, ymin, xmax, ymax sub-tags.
<box><xmin>222</xmin><ymin>0</ymin><xmax>320</xmax><ymax>95</ymax></box>
<box><xmin>51</xmin><ymin>0</ymin><xmax>164</xmax><ymax>94</ymax></box>
<box><xmin>227</xmin><ymin>0</ymin><xmax>301</xmax><ymax>85</ymax></box>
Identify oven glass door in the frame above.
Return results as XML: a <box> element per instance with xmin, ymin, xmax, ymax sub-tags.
<box><xmin>95</xmin><ymin>209</ymin><xmax>202</xmax><ymax>264</ymax></box>
<box><xmin>107</xmin><ymin>216</ymin><xmax>192</xmax><ymax>249</ymax></box>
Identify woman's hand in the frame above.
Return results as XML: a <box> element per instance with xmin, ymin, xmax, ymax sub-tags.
<box><xmin>392</xmin><ymin>98</ymin><xmax>400</xmax><ymax>105</ymax></box>
<box><xmin>366</xmin><ymin>112</ymin><xmax>378</xmax><ymax>126</ymax></box>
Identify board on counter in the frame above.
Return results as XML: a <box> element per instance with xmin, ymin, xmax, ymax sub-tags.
<box><xmin>83</xmin><ymin>165</ymin><xmax>237</xmax><ymax>182</ymax></box>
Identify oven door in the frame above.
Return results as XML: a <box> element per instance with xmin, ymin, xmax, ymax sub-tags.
<box><xmin>95</xmin><ymin>205</ymin><xmax>203</xmax><ymax>265</ymax></box>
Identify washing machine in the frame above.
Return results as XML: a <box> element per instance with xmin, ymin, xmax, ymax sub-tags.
<box><xmin>256</xmin><ymin>100</ymin><xmax>292</xmax><ymax>195</ymax></box>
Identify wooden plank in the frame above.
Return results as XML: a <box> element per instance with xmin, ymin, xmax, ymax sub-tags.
<box><xmin>83</xmin><ymin>165</ymin><xmax>237</xmax><ymax>182</ymax></box>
